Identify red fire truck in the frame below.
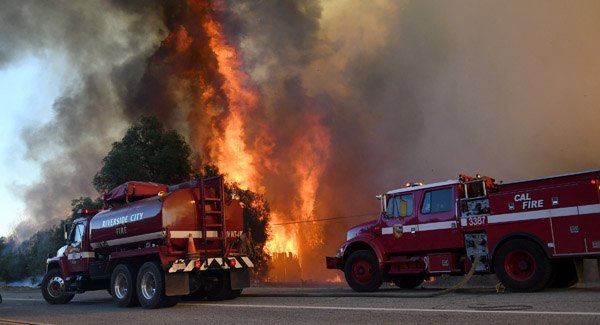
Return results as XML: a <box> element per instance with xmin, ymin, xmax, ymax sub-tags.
<box><xmin>42</xmin><ymin>176</ymin><xmax>254</xmax><ymax>308</ymax></box>
<box><xmin>327</xmin><ymin>170</ymin><xmax>600</xmax><ymax>292</ymax></box>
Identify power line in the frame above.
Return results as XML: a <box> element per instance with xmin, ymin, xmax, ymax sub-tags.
<box><xmin>269</xmin><ymin>212</ymin><xmax>378</xmax><ymax>227</ymax></box>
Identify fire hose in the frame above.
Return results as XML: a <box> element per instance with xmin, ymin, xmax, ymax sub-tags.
<box><xmin>419</xmin><ymin>255</ymin><xmax>483</xmax><ymax>298</ymax></box>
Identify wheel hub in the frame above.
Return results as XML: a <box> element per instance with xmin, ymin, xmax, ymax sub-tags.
<box><xmin>114</xmin><ymin>273</ymin><xmax>128</xmax><ymax>299</ymax></box>
<box><xmin>47</xmin><ymin>276</ymin><xmax>65</xmax><ymax>298</ymax></box>
<box><xmin>506</xmin><ymin>250</ymin><xmax>535</xmax><ymax>281</ymax></box>
<box><xmin>140</xmin><ymin>271</ymin><xmax>157</xmax><ymax>300</ymax></box>
<box><xmin>352</xmin><ymin>260</ymin><xmax>372</xmax><ymax>284</ymax></box>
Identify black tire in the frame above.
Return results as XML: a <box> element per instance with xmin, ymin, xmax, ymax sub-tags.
<box><xmin>548</xmin><ymin>259</ymin><xmax>578</xmax><ymax>288</ymax></box>
<box><xmin>111</xmin><ymin>264</ymin><xmax>139</xmax><ymax>307</ymax></box>
<box><xmin>493</xmin><ymin>238</ymin><xmax>552</xmax><ymax>292</ymax></box>
<box><xmin>228</xmin><ymin>289</ymin><xmax>243</xmax><ymax>299</ymax></box>
<box><xmin>41</xmin><ymin>268</ymin><xmax>75</xmax><ymax>305</ymax></box>
<box><xmin>136</xmin><ymin>261</ymin><xmax>172</xmax><ymax>309</ymax></box>
<box><xmin>344</xmin><ymin>250</ymin><xmax>383</xmax><ymax>292</ymax></box>
<box><xmin>392</xmin><ymin>274</ymin><xmax>426</xmax><ymax>289</ymax></box>
<box><xmin>206</xmin><ymin>271</ymin><xmax>236</xmax><ymax>301</ymax></box>
<box><xmin>182</xmin><ymin>289</ymin><xmax>206</xmax><ymax>301</ymax></box>
<box><xmin>161</xmin><ymin>295</ymin><xmax>181</xmax><ymax>308</ymax></box>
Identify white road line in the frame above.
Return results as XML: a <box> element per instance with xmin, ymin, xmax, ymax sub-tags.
<box><xmin>2</xmin><ymin>298</ymin><xmax>45</xmax><ymax>302</ymax></box>
<box><xmin>180</xmin><ymin>303</ymin><xmax>600</xmax><ymax>316</ymax></box>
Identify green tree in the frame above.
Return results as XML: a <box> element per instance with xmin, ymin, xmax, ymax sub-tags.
<box><xmin>93</xmin><ymin>115</ymin><xmax>193</xmax><ymax>193</ymax></box>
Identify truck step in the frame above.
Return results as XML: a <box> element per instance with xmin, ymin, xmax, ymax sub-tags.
<box><xmin>206</xmin><ymin>224</ymin><xmax>223</xmax><ymax>227</ymax></box>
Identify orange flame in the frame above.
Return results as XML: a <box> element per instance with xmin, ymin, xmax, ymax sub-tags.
<box><xmin>180</xmin><ymin>0</ymin><xmax>332</xmax><ymax>280</ymax></box>
<box><xmin>201</xmin><ymin>6</ymin><xmax>261</xmax><ymax>191</ymax></box>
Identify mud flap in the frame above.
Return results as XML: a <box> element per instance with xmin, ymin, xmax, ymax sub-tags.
<box><xmin>165</xmin><ymin>273</ymin><xmax>190</xmax><ymax>296</ymax></box>
<box><xmin>230</xmin><ymin>269</ymin><xmax>250</xmax><ymax>290</ymax></box>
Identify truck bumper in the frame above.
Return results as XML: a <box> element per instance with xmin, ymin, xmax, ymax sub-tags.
<box><xmin>326</xmin><ymin>256</ymin><xmax>343</xmax><ymax>270</ymax></box>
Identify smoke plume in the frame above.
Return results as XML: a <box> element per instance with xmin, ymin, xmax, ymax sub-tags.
<box><xmin>3</xmin><ymin>0</ymin><xmax>600</xmax><ymax>280</ymax></box>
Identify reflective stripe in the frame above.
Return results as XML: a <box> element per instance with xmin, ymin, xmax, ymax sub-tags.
<box><xmin>383</xmin><ymin>204</ymin><xmax>600</xmax><ymax>232</ymax></box>
<box><xmin>169</xmin><ymin>257</ymin><xmax>254</xmax><ymax>273</ymax></box>
<box><xmin>67</xmin><ymin>251</ymin><xmax>95</xmax><ymax>260</ymax></box>
<box><xmin>90</xmin><ymin>231</ymin><xmax>163</xmax><ymax>249</ymax></box>
<box><xmin>382</xmin><ymin>227</ymin><xmax>394</xmax><ymax>235</ymax></box>
<box><xmin>578</xmin><ymin>204</ymin><xmax>600</xmax><ymax>215</ymax></box>
<box><xmin>488</xmin><ymin>210</ymin><xmax>549</xmax><ymax>224</ymax></box>
<box><xmin>383</xmin><ymin>221</ymin><xmax>456</xmax><ymax>235</ymax></box>
<box><xmin>418</xmin><ymin>221</ymin><xmax>456</xmax><ymax>231</ymax></box>
<box><xmin>488</xmin><ymin>204</ymin><xmax>600</xmax><ymax>224</ymax></box>
<box><xmin>241</xmin><ymin>256</ymin><xmax>254</xmax><ymax>268</ymax></box>
<box><xmin>550</xmin><ymin>207</ymin><xmax>578</xmax><ymax>217</ymax></box>
<box><xmin>170</xmin><ymin>231</ymin><xmax>219</xmax><ymax>238</ymax></box>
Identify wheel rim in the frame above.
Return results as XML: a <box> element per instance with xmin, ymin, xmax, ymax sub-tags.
<box><xmin>140</xmin><ymin>271</ymin><xmax>157</xmax><ymax>300</ymax></box>
<box><xmin>505</xmin><ymin>249</ymin><xmax>536</xmax><ymax>281</ymax></box>
<box><xmin>351</xmin><ymin>259</ymin><xmax>373</xmax><ymax>284</ymax></box>
<box><xmin>114</xmin><ymin>273</ymin><xmax>128</xmax><ymax>299</ymax></box>
<box><xmin>47</xmin><ymin>276</ymin><xmax>65</xmax><ymax>298</ymax></box>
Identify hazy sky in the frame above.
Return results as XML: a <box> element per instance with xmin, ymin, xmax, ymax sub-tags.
<box><xmin>0</xmin><ymin>56</ymin><xmax>65</xmax><ymax>237</ymax></box>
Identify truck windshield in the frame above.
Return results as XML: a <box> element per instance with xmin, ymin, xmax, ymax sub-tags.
<box><xmin>70</xmin><ymin>223</ymin><xmax>85</xmax><ymax>243</ymax></box>
<box><xmin>386</xmin><ymin>194</ymin><xmax>413</xmax><ymax>218</ymax></box>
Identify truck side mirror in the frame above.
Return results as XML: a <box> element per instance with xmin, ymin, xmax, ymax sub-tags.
<box><xmin>64</xmin><ymin>223</ymin><xmax>71</xmax><ymax>241</ymax></box>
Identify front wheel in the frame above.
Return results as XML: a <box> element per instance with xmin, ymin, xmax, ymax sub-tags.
<box><xmin>41</xmin><ymin>268</ymin><xmax>74</xmax><ymax>304</ymax></box>
<box><xmin>344</xmin><ymin>250</ymin><xmax>382</xmax><ymax>292</ymax></box>
<box><xmin>493</xmin><ymin>238</ymin><xmax>552</xmax><ymax>292</ymax></box>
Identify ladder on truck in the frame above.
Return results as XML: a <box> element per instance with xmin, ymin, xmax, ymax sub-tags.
<box><xmin>200</xmin><ymin>176</ymin><xmax>228</xmax><ymax>267</ymax></box>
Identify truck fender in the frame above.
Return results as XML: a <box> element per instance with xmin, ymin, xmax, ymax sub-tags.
<box><xmin>46</xmin><ymin>257</ymin><xmax>71</xmax><ymax>279</ymax></box>
<box><xmin>342</xmin><ymin>236</ymin><xmax>387</xmax><ymax>269</ymax></box>
<box><xmin>490</xmin><ymin>232</ymin><xmax>551</xmax><ymax>271</ymax></box>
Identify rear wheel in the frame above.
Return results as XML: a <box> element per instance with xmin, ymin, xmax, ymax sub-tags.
<box><xmin>137</xmin><ymin>261</ymin><xmax>174</xmax><ymax>309</ymax></box>
<box><xmin>344</xmin><ymin>250</ymin><xmax>382</xmax><ymax>292</ymax></box>
<box><xmin>41</xmin><ymin>268</ymin><xmax>75</xmax><ymax>304</ymax></box>
<box><xmin>206</xmin><ymin>271</ymin><xmax>237</xmax><ymax>301</ymax></box>
<box><xmin>548</xmin><ymin>259</ymin><xmax>578</xmax><ymax>288</ymax></box>
<box><xmin>493</xmin><ymin>239</ymin><xmax>551</xmax><ymax>292</ymax></box>
<box><xmin>111</xmin><ymin>264</ymin><xmax>139</xmax><ymax>307</ymax></box>
<box><xmin>392</xmin><ymin>274</ymin><xmax>426</xmax><ymax>289</ymax></box>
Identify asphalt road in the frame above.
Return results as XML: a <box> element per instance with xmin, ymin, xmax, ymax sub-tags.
<box><xmin>1</xmin><ymin>284</ymin><xmax>600</xmax><ymax>324</ymax></box>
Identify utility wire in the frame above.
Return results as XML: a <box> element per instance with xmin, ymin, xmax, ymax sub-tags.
<box><xmin>269</xmin><ymin>212</ymin><xmax>378</xmax><ymax>226</ymax></box>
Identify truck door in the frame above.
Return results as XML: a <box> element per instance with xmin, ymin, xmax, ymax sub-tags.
<box><xmin>64</xmin><ymin>222</ymin><xmax>89</xmax><ymax>273</ymax></box>
<box><xmin>381</xmin><ymin>193</ymin><xmax>419</xmax><ymax>253</ymax></box>
<box><xmin>417</xmin><ymin>186</ymin><xmax>463</xmax><ymax>251</ymax></box>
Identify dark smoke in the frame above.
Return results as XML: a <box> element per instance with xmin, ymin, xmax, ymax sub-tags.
<box><xmin>3</xmin><ymin>0</ymin><xmax>600</xmax><ymax>282</ymax></box>
<box><xmin>222</xmin><ymin>0</ymin><xmax>600</xmax><ymax>279</ymax></box>
<box><xmin>0</xmin><ymin>0</ymin><xmax>169</xmax><ymax>240</ymax></box>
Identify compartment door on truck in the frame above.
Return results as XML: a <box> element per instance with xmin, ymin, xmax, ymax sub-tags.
<box><xmin>417</xmin><ymin>186</ymin><xmax>463</xmax><ymax>251</ymax></box>
<box><xmin>381</xmin><ymin>193</ymin><xmax>419</xmax><ymax>252</ymax></box>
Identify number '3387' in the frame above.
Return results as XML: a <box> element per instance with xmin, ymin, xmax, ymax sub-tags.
<box><xmin>467</xmin><ymin>216</ymin><xmax>486</xmax><ymax>226</ymax></box>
